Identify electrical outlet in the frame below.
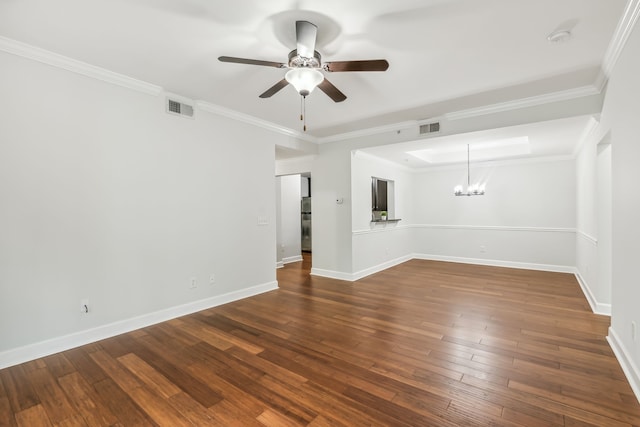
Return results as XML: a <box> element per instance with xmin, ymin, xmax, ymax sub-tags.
<box><xmin>190</xmin><ymin>277</ymin><xmax>197</xmax><ymax>289</ymax></box>
<box><xmin>80</xmin><ymin>299</ymin><xmax>89</xmax><ymax>314</ymax></box>
<box><xmin>480</xmin><ymin>245</ymin><xmax>487</xmax><ymax>253</ymax></box>
<box><xmin>210</xmin><ymin>274</ymin><xmax>216</xmax><ymax>285</ymax></box>
<box><xmin>632</xmin><ymin>321</ymin><xmax>637</xmax><ymax>341</ymax></box>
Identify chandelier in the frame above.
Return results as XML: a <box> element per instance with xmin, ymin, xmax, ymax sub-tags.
<box><xmin>454</xmin><ymin>144</ymin><xmax>485</xmax><ymax>196</ymax></box>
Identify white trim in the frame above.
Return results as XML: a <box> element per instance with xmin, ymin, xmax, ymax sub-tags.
<box><xmin>602</xmin><ymin>0</ymin><xmax>640</xmax><ymax>79</ymax></box>
<box><xmin>282</xmin><ymin>255</ymin><xmax>303</xmax><ymax>264</ymax></box>
<box><xmin>412</xmin><ymin>253</ymin><xmax>575</xmax><ymax>273</ymax></box>
<box><xmin>352</xmin><ymin>224</ymin><xmax>410</xmax><ymax>235</ymax></box>
<box><xmin>0</xmin><ymin>36</ymin><xmax>163</xmax><ymax>96</ymax></box>
<box><xmin>607</xmin><ymin>327</ymin><xmax>640</xmax><ymax>404</ymax></box>
<box><xmin>577</xmin><ymin>230</ymin><xmax>598</xmax><ymax>246</ymax></box>
<box><xmin>196</xmin><ymin>101</ymin><xmax>315</xmax><ymax>142</ymax></box>
<box><xmin>276</xmin><ymin>261</ymin><xmax>284</xmax><ymax>269</ymax></box>
<box><xmin>311</xmin><ymin>83</ymin><xmax>601</xmax><ymax>144</ymax></box>
<box><xmin>313</xmin><ymin>253</ymin><xmax>574</xmax><ymax>282</ymax></box>
<box><xmin>410</xmin><ymin>224</ymin><xmax>576</xmax><ymax>234</ymax></box>
<box><xmin>443</xmin><ymin>85</ymin><xmax>601</xmax><ymax>121</ymax></box>
<box><xmin>572</xmin><ymin>115</ymin><xmax>601</xmax><ymax>157</ymax></box>
<box><xmin>410</xmin><ymin>154</ymin><xmax>576</xmax><ymax>173</ymax></box>
<box><xmin>0</xmin><ymin>281</ymin><xmax>278</xmax><ymax>370</ymax></box>
<box><xmin>593</xmin><ymin>69</ymin><xmax>608</xmax><ymax>93</ymax></box>
<box><xmin>574</xmin><ymin>270</ymin><xmax>611</xmax><ymax>316</ymax></box>
<box><xmin>0</xmin><ymin>36</ymin><xmax>317</xmax><ymax>143</ymax></box>
<box><xmin>310</xmin><ymin>268</ymin><xmax>354</xmax><ymax>281</ymax></box>
<box><xmin>1</xmin><ymin>33</ymin><xmax>621</xmax><ymax>147</ymax></box>
<box><xmin>317</xmin><ymin>121</ymin><xmax>418</xmax><ymax>144</ymax></box>
<box><xmin>351</xmin><ymin>254</ymin><xmax>413</xmax><ymax>281</ymax></box>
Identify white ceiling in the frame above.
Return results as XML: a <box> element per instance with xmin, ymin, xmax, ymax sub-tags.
<box><xmin>359</xmin><ymin>115</ymin><xmax>595</xmax><ymax>169</ymax></box>
<box><xmin>0</xmin><ymin>0</ymin><xmax>626</xmax><ymax>142</ymax></box>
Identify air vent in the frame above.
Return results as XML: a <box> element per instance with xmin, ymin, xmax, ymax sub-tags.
<box><xmin>166</xmin><ymin>98</ymin><xmax>194</xmax><ymax>118</ymax></box>
<box><xmin>419</xmin><ymin>122</ymin><xmax>440</xmax><ymax>135</ymax></box>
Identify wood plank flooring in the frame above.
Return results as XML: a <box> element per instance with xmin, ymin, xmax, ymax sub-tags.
<box><xmin>2</xmin><ymin>254</ymin><xmax>640</xmax><ymax>426</ymax></box>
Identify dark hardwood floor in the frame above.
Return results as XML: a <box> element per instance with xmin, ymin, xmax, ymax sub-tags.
<box><xmin>2</xmin><ymin>254</ymin><xmax>640</xmax><ymax>426</ymax></box>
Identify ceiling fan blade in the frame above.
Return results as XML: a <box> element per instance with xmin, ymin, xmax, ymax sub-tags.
<box><xmin>324</xmin><ymin>59</ymin><xmax>389</xmax><ymax>72</ymax></box>
<box><xmin>296</xmin><ymin>21</ymin><xmax>317</xmax><ymax>58</ymax></box>
<box><xmin>218</xmin><ymin>56</ymin><xmax>286</xmax><ymax>68</ymax></box>
<box><xmin>259</xmin><ymin>79</ymin><xmax>289</xmax><ymax>98</ymax></box>
<box><xmin>317</xmin><ymin>78</ymin><xmax>347</xmax><ymax>103</ymax></box>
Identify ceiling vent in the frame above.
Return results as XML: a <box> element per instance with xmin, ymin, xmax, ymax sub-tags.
<box><xmin>166</xmin><ymin>98</ymin><xmax>194</xmax><ymax>118</ymax></box>
<box><xmin>419</xmin><ymin>122</ymin><xmax>440</xmax><ymax>135</ymax></box>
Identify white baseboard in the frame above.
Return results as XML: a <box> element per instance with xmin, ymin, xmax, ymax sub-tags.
<box><xmin>0</xmin><ymin>281</ymin><xmax>278</xmax><ymax>370</ymax></box>
<box><xmin>312</xmin><ymin>255</ymin><xmax>412</xmax><ymax>282</ymax></box>
<box><xmin>276</xmin><ymin>261</ymin><xmax>284</xmax><ymax>269</ymax></box>
<box><xmin>351</xmin><ymin>254</ymin><xmax>413</xmax><ymax>281</ymax></box>
<box><xmin>607</xmin><ymin>327</ymin><xmax>640</xmax><ymax>404</ymax></box>
<box><xmin>574</xmin><ymin>270</ymin><xmax>612</xmax><ymax>316</ymax></box>
<box><xmin>412</xmin><ymin>253</ymin><xmax>575</xmax><ymax>274</ymax></box>
<box><xmin>312</xmin><ymin>254</ymin><xmax>576</xmax><ymax>283</ymax></box>
<box><xmin>283</xmin><ymin>255</ymin><xmax>303</xmax><ymax>264</ymax></box>
<box><xmin>310</xmin><ymin>268</ymin><xmax>354</xmax><ymax>281</ymax></box>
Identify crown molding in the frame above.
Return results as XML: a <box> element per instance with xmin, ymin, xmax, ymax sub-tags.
<box><xmin>408</xmin><ymin>154</ymin><xmax>576</xmax><ymax>173</ymax></box>
<box><xmin>602</xmin><ymin>0</ymin><xmax>640</xmax><ymax>79</ymax></box>
<box><xmin>0</xmin><ymin>36</ymin><xmax>315</xmax><ymax>143</ymax></box>
<box><xmin>317</xmin><ymin>84</ymin><xmax>602</xmax><ymax>144</ymax></box>
<box><xmin>316</xmin><ymin>120</ymin><xmax>418</xmax><ymax>144</ymax></box>
<box><xmin>443</xmin><ymin>85</ymin><xmax>601</xmax><ymax>121</ymax></box>
<box><xmin>572</xmin><ymin>115</ymin><xmax>601</xmax><ymax>157</ymax></box>
<box><xmin>4</xmin><ymin>3</ymin><xmax>633</xmax><ymax>147</ymax></box>
<box><xmin>195</xmin><ymin>101</ymin><xmax>316</xmax><ymax>142</ymax></box>
<box><xmin>593</xmin><ymin>69</ymin><xmax>608</xmax><ymax>93</ymax></box>
<box><xmin>0</xmin><ymin>36</ymin><xmax>163</xmax><ymax>96</ymax></box>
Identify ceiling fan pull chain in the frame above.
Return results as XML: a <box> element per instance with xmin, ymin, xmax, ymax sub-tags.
<box><xmin>303</xmin><ymin>95</ymin><xmax>307</xmax><ymax>132</ymax></box>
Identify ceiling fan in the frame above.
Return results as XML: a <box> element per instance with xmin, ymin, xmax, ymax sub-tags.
<box><xmin>218</xmin><ymin>20</ymin><xmax>389</xmax><ymax>107</ymax></box>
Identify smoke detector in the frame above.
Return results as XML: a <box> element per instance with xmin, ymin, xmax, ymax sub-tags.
<box><xmin>547</xmin><ymin>29</ymin><xmax>572</xmax><ymax>43</ymax></box>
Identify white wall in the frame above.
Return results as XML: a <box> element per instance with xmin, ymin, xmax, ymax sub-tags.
<box><xmin>317</xmin><ymin>141</ymin><xmax>578</xmax><ymax>280</ymax></box>
<box><xmin>351</xmin><ymin>151</ymin><xmax>414</xmax><ymax>276</ymax></box>
<box><xmin>597</xmin><ymin>21</ymin><xmax>640</xmax><ymax>399</ymax></box>
<box><xmin>310</xmin><ymin>92</ymin><xmax>601</xmax><ymax>280</ymax></box>
<box><xmin>0</xmin><ymin>51</ymin><xmax>283</xmax><ymax>365</ymax></box>
<box><xmin>595</xmin><ymin>142</ymin><xmax>612</xmax><ymax>311</ymax></box>
<box><xmin>275</xmin><ymin>155</ymin><xmax>314</xmax><ymax>176</ymax></box>
<box><xmin>310</xmin><ymin>143</ymin><xmax>353</xmax><ymax>277</ymax></box>
<box><xmin>275</xmin><ymin>175</ymin><xmax>283</xmax><ymax>266</ymax></box>
<box><xmin>575</xmin><ymin>123</ymin><xmax>603</xmax><ymax>311</ymax></box>
<box><xmin>411</xmin><ymin>158</ymin><xmax>576</xmax><ymax>269</ymax></box>
<box><xmin>276</xmin><ymin>174</ymin><xmax>302</xmax><ymax>264</ymax></box>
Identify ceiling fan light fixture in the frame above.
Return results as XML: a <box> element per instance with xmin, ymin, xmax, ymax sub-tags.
<box><xmin>285</xmin><ymin>68</ymin><xmax>324</xmax><ymax>97</ymax></box>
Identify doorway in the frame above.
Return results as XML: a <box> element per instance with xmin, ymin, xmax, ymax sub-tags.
<box><xmin>275</xmin><ymin>173</ymin><xmax>312</xmax><ymax>272</ymax></box>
